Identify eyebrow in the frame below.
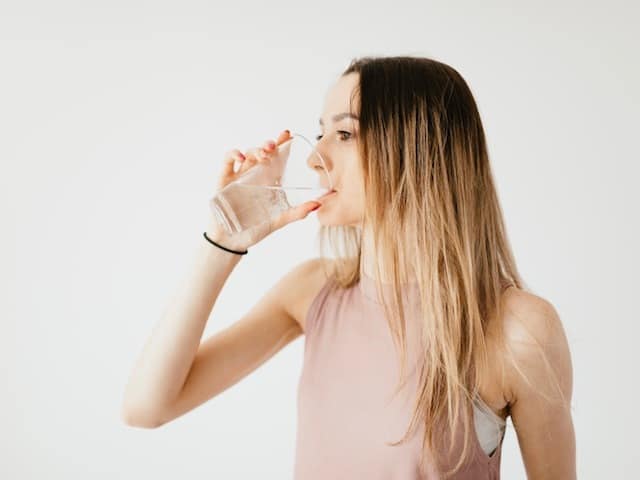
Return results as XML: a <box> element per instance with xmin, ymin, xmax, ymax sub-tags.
<box><xmin>318</xmin><ymin>112</ymin><xmax>359</xmax><ymax>126</ymax></box>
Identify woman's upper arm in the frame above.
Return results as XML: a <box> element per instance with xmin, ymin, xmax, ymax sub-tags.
<box><xmin>154</xmin><ymin>258</ymin><xmax>323</xmax><ymax>427</ymax></box>
<box><xmin>503</xmin><ymin>293</ymin><xmax>576</xmax><ymax>479</ymax></box>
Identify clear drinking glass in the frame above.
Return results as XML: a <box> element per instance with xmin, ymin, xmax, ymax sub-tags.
<box><xmin>209</xmin><ymin>132</ymin><xmax>333</xmax><ymax>236</ymax></box>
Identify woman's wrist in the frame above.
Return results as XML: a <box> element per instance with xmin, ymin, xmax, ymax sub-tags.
<box><xmin>205</xmin><ymin>218</ymin><xmax>250</xmax><ymax>253</ymax></box>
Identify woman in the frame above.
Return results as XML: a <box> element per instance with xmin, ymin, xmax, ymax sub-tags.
<box><xmin>122</xmin><ymin>56</ymin><xmax>576</xmax><ymax>479</ymax></box>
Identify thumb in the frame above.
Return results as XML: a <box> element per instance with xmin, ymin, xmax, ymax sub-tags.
<box><xmin>271</xmin><ymin>201</ymin><xmax>321</xmax><ymax>231</ymax></box>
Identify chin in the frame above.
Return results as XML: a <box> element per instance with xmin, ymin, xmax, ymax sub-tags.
<box><xmin>315</xmin><ymin>209</ymin><xmax>361</xmax><ymax>227</ymax></box>
<box><xmin>315</xmin><ymin>209</ymin><xmax>338</xmax><ymax>225</ymax></box>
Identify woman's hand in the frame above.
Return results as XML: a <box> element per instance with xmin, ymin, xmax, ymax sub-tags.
<box><xmin>206</xmin><ymin>129</ymin><xmax>322</xmax><ymax>252</ymax></box>
<box><xmin>216</xmin><ymin>130</ymin><xmax>289</xmax><ymax>192</ymax></box>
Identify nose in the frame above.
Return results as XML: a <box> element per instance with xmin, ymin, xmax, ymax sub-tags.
<box><xmin>306</xmin><ymin>148</ymin><xmax>333</xmax><ymax>189</ymax></box>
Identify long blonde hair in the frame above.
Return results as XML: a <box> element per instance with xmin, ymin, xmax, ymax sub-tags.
<box><xmin>317</xmin><ymin>55</ymin><xmax>537</xmax><ymax>476</ymax></box>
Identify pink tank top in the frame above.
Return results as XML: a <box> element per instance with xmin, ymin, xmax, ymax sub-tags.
<box><xmin>293</xmin><ymin>271</ymin><xmax>504</xmax><ymax>479</ymax></box>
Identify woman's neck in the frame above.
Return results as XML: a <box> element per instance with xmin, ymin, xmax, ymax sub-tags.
<box><xmin>360</xmin><ymin>225</ymin><xmax>415</xmax><ymax>284</ymax></box>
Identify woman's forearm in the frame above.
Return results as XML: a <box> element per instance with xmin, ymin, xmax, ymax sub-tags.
<box><xmin>121</xmin><ymin>222</ymin><xmax>243</xmax><ymax>426</ymax></box>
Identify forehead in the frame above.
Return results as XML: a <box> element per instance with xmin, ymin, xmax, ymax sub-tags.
<box><xmin>319</xmin><ymin>72</ymin><xmax>360</xmax><ymax>126</ymax></box>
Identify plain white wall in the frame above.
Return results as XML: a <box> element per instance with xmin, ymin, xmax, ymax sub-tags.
<box><xmin>1</xmin><ymin>1</ymin><xmax>638</xmax><ymax>478</ymax></box>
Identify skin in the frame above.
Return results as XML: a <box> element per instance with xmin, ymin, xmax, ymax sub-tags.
<box><xmin>309</xmin><ymin>74</ymin><xmax>396</xmax><ymax>282</ymax></box>
<box><xmin>312</xmin><ymin>72</ymin><xmax>576</xmax><ymax>477</ymax></box>
<box><xmin>122</xmin><ymin>72</ymin><xmax>576</xmax><ymax>479</ymax></box>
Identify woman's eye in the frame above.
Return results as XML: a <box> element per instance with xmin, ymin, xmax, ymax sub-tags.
<box><xmin>315</xmin><ymin>131</ymin><xmax>352</xmax><ymax>141</ymax></box>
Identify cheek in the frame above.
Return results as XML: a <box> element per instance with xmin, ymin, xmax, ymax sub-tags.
<box><xmin>319</xmin><ymin>188</ymin><xmax>364</xmax><ymax>217</ymax></box>
<box><xmin>339</xmin><ymin>181</ymin><xmax>366</xmax><ymax>209</ymax></box>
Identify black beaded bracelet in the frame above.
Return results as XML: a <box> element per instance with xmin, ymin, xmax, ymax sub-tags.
<box><xmin>203</xmin><ymin>231</ymin><xmax>248</xmax><ymax>255</ymax></box>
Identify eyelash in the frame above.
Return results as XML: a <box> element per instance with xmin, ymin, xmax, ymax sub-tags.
<box><xmin>315</xmin><ymin>130</ymin><xmax>352</xmax><ymax>141</ymax></box>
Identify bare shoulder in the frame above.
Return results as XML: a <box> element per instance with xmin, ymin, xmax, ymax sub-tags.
<box><xmin>499</xmin><ymin>287</ymin><xmax>568</xmax><ymax>355</ymax></box>
<box><xmin>494</xmin><ymin>290</ymin><xmax>576</xmax><ymax>477</ymax></box>
<box><xmin>279</xmin><ymin>257</ymin><xmax>336</xmax><ymax>334</ymax></box>
<box><xmin>496</xmin><ymin>287</ymin><xmax>573</xmax><ymax>407</ymax></box>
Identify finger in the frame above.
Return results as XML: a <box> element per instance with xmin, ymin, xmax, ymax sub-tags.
<box><xmin>271</xmin><ymin>201</ymin><xmax>321</xmax><ymax>231</ymax></box>
<box><xmin>260</xmin><ymin>131</ymin><xmax>290</xmax><ymax>162</ymax></box>
<box><xmin>250</xmin><ymin>144</ymin><xmax>272</xmax><ymax>164</ymax></box>
<box><xmin>244</xmin><ymin>145</ymin><xmax>262</xmax><ymax>161</ymax></box>
<box><xmin>245</xmin><ymin>147</ymin><xmax>267</xmax><ymax>166</ymax></box>
<box><xmin>263</xmin><ymin>139</ymin><xmax>277</xmax><ymax>152</ymax></box>
<box><xmin>259</xmin><ymin>131</ymin><xmax>290</xmax><ymax>160</ymax></box>
<box><xmin>220</xmin><ymin>149</ymin><xmax>246</xmax><ymax>178</ymax></box>
<box><xmin>237</xmin><ymin>154</ymin><xmax>258</xmax><ymax>175</ymax></box>
<box><xmin>275</xmin><ymin>129</ymin><xmax>291</xmax><ymax>146</ymax></box>
<box><xmin>247</xmin><ymin>131</ymin><xmax>291</xmax><ymax>165</ymax></box>
<box><xmin>263</xmin><ymin>131</ymin><xmax>289</xmax><ymax>152</ymax></box>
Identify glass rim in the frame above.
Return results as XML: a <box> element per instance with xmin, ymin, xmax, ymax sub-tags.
<box><xmin>287</xmin><ymin>131</ymin><xmax>333</xmax><ymax>191</ymax></box>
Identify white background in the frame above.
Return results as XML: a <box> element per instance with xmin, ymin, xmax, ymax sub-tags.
<box><xmin>1</xmin><ymin>1</ymin><xmax>638</xmax><ymax>478</ymax></box>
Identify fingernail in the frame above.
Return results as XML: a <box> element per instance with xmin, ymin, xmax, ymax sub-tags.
<box><xmin>284</xmin><ymin>129</ymin><xmax>290</xmax><ymax>136</ymax></box>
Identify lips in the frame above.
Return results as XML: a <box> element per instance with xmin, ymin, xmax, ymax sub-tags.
<box><xmin>317</xmin><ymin>189</ymin><xmax>337</xmax><ymax>203</ymax></box>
